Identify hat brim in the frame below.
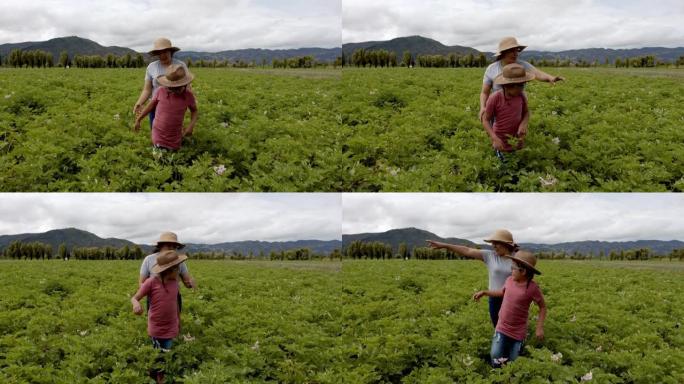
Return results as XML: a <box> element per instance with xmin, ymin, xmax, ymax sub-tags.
<box><xmin>151</xmin><ymin>254</ymin><xmax>188</xmax><ymax>274</ymax></box>
<box><xmin>484</xmin><ymin>239</ymin><xmax>516</xmax><ymax>246</ymax></box>
<box><xmin>506</xmin><ymin>255</ymin><xmax>541</xmax><ymax>275</ymax></box>
<box><xmin>149</xmin><ymin>47</ymin><xmax>181</xmax><ymax>56</ymax></box>
<box><xmin>156</xmin><ymin>241</ymin><xmax>186</xmax><ymax>249</ymax></box>
<box><xmin>494</xmin><ymin>72</ymin><xmax>535</xmax><ymax>85</ymax></box>
<box><xmin>157</xmin><ymin>72</ymin><xmax>194</xmax><ymax>88</ymax></box>
<box><xmin>494</xmin><ymin>45</ymin><xmax>527</xmax><ymax>58</ymax></box>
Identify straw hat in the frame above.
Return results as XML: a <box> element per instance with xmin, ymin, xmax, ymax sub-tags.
<box><xmin>149</xmin><ymin>37</ymin><xmax>180</xmax><ymax>56</ymax></box>
<box><xmin>508</xmin><ymin>250</ymin><xmax>541</xmax><ymax>275</ymax></box>
<box><xmin>151</xmin><ymin>250</ymin><xmax>188</xmax><ymax>274</ymax></box>
<box><xmin>483</xmin><ymin>229</ymin><xmax>516</xmax><ymax>246</ymax></box>
<box><xmin>156</xmin><ymin>231</ymin><xmax>185</xmax><ymax>249</ymax></box>
<box><xmin>494</xmin><ymin>36</ymin><xmax>527</xmax><ymax>58</ymax></box>
<box><xmin>157</xmin><ymin>64</ymin><xmax>194</xmax><ymax>88</ymax></box>
<box><xmin>494</xmin><ymin>63</ymin><xmax>535</xmax><ymax>85</ymax></box>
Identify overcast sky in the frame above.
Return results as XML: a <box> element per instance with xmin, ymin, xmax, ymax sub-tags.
<box><xmin>0</xmin><ymin>194</ymin><xmax>341</xmax><ymax>244</ymax></box>
<box><xmin>0</xmin><ymin>0</ymin><xmax>341</xmax><ymax>51</ymax></box>
<box><xmin>343</xmin><ymin>0</ymin><xmax>684</xmax><ymax>51</ymax></box>
<box><xmin>342</xmin><ymin>194</ymin><xmax>684</xmax><ymax>244</ymax></box>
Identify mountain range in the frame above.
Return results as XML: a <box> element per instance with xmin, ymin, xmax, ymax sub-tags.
<box><xmin>342</xmin><ymin>227</ymin><xmax>684</xmax><ymax>256</ymax></box>
<box><xmin>0</xmin><ymin>36</ymin><xmax>341</xmax><ymax>64</ymax></box>
<box><xmin>342</xmin><ymin>35</ymin><xmax>684</xmax><ymax>63</ymax></box>
<box><xmin>0</xmin><ymin>228</ymin><xmax>341</xmax><ymax>256</ymax></box>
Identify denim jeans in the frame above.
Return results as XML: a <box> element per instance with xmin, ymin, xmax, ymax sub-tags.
<box><xmin>149</xmin><ymin>108</ymin><xmax>156</xmax><ymax>130</ymax></box>
<box><xmin>488</xmin><ymin>296</ymin><xmax>503</xmax><ymax>327</ymax></box>
<box><xmin>490</xmin><ymin>331</ymin><xmax>523</xmax><ymax>367</ymax></box>
<box><xmin>151</xmin><ymin>337</ymin><xmax>173</xmax><ymax>351</ymax></box>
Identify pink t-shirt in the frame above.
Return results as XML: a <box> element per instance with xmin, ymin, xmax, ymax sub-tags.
<box><xmin>485</xmin><ymin>90</ymin><xmax>527</xmax><ymax>152</ymax></box>
<box><xmin>138</xmin><ymin>277</ymin><xmax>180</xmax><ymax>339</ymax></box>
<box><xmin>151</xmin><ymin>87</ymin><xmax>197</xmax><ymax>150</ymax></box>
<box><xmin>496</xmin><ymin>276</ymin><xmax>544</xmax><ymax>341</ymax></box>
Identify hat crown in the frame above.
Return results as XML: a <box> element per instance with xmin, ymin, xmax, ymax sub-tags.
<box><xmin>157</xmin><ymin>250</ymin><xmax>181</xmax><ymax>267</ymax></box>
<box><xmin>152</xmin><ymin>37</ymin><xmax>174</xmax><ymax>51</ymax></box>
<box><xmin>165</xmin><ymin>65</ymin><xmax>187</xmax><ymax>82</ymax></box>
<box><xmin>498</xmin><ymin>37</ymin><xmax>521</xmax><ymax>52</ymax></box>
<box><xmin>502</xmin><ymin>63</ymin><xmax>526</xmax><ymax>79</ymax></box>
<box><xmin>158</xmin><ymin>231</ymin><xmax>179</xmax><ymax>243</ymax></box>
<box><xmin>486</xmin><ymin>229</ymin><xmax>515</xmax><ymax>244</ymax></box>
<box><xmin>514</xmin><ymin>250</ymin><xmax>537</xmax><ymax>267</ymax></box>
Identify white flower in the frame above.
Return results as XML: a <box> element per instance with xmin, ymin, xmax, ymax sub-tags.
<box><xmin>539</xmin><ymin>174</ymin><xmax>558</xmax><ymax>187</ymax></box>
<box><xmin>551</xmin><ymin>110</ymin><xmax>558</xmax><ymax>116</ymax></box>
<box><xmin>552</xmin><ymin>137</ymin><xmax>560</xmax><ymax>145</ymax></box>
<box><xmin>251</xmin><ymin>340</ymin><xmax>260</xmax><ymax>351</ymax></box>
<box><xmin>78</xmin><ymin>330</ymin><xmax>88</xmax><ymax>336</ymax></box>
<box><xmin>463</xmin><ymin>355</ymin><xmax>474</xmax><ymax>366</ymax></box>
<box><xmin>493</xmin><ymin>357</ymin><xmax>508</xmax><ymax>365</ymax></box>
<box><xmin>213</xmin><ymin>164</ymin><xmax>226</xmax><ymax>176</ymax></box>
<box><xmin>551</xmin><ymin>352</ymin><xmax>563</xmax><ymax>363</ymax></box>
<box><xmin>465</xmin><ymin>106</ymin><xmax>471</xmax><ymax>112</ymax></box>
<box><xmin>113</xmin><ymin>113</ymin><xmax>120</xmax><ymax>120</ymax></box>
<box><xmin>220</xmin><ymin>122</ymin><xmax>228</xmax><ymax>128</ymax></box>
<box><xmin>570</xmin><ymin>314</ymin><xmax>577</xmax><ymax>322</ymax></box>
<box><xmin>183</xmin><ymin>333</ymin><xmax>195</xmax><ymax>342</ymax></box>
<box><xmin>4</xmin><ymin>94</ymin><xmax>11</xmax><ymax>99</ymax></box>
<box><xmin>595</xmin><ymin>345</ymin><xmax>602</xmax><ymax>352</ymax></box>
<box><xmin>581</xmin><ymin>371</ymin><xmax>593</xmax><ymax>381</ymax></box>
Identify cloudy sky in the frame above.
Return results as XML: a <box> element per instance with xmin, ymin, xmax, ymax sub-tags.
<box><xmin>0</xmin><ymin>194</ymin><xmax>341</xmax><ymax>244</ymax></box>
<box><xmin>0</xmin><ymin>0</ymin><xmax>341</xmax><ymax>51</ymax></box>
<box><xmin>343</xmin><ymin>0</ymin><xmax>684</xmax><ymax>51</ymax></box>
<box><xmin>342</xmin><ymin>194</ymin><xmax>684</xmax><ymax>244</ymax></box>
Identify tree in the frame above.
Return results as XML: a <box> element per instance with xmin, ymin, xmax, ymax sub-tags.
<box><xmin>402</xmin><ymin>51</ymin><xmax>412</xmax><ymax>67</ymax></box>
<box><xmin>58</xmin><ymin>51</ymin><xmax>69</xmax><ymax>67</ymax></box>
<box><xmin>58</xmin><ymin>243</ymin><xmax>68</xmax><ymax>260</ymax></box>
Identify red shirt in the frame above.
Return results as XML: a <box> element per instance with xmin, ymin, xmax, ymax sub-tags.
<box><xmin>485</xmin><ymin>90</ymin><xmax>527</xmax><ymax>152</ymax></box>
<box><xmin>139</xmin><ymin>277</ymin><xmax>180</xmax><ymax>339</ymax></box>
<box><xmin>151</xmin><ymin>87</ymin><xmax>196</xmax><ymax>150</ymax></box>
<box><xmin>496</xmin><ymin>277</ymin><xmax>544</xmax><ymax>341</ymax></box>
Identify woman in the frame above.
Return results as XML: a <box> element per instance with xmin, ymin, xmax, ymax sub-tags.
<box><xmin>139</xmin><ymin>232</ymin><xmax>196</xmax><ymax>312</ymax></box>
<box><xmin>133</xmin><ymin>38</ymin><xmax>190</xmax><ymax>129</ymax></box>
<box><xmin>427</xmin><ymin>229</ymin><xmax>518</xmax><ymax>327</ymax></box>
<box><xmin>479</xmin><ymin>37</ymin><xmax>565</xmax><ymax>122</ymax></box>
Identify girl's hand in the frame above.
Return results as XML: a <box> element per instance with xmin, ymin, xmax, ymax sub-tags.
<box><xmin>535</xmin><ymin>327</ymin><xmax>544</xmax><ymax>340</ymax></box>
<box><xmin>132</xmin><ymin>301</ymin><xmax>143</xmax><ymax>315</ymax></box>
<box><xmin>133</xmin><ymin>120</ymin><xmax>141</xmax><ymax>132</ymax></box>
<box><xmin>183</xmin><ymin>126</ymin><xmax>193</xmax><ymax>137</ymax></box>
<box><xmin>517</xmin><ymin>124</ymin><xmax>528</xmax><ymax>138</ymax></box>
<box><xmin>491</xmin><ymin>136</ymin><xmax>506</xmax><ymax>151</ymax></box>
<box><xmin>473</xmin><ymin>291</ymin><xmax>486</xmax><ymax>302</ymax></box>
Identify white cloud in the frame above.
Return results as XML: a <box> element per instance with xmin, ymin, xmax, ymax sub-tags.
<box><xmin>0</xmin><ymin>0</ymin><xmax>341</xmax><ymax>50</ymax></box>
<box><xmin>0</xmin><ymin>193</ymin><xmax>341</xmax><ymax>243</ymax></box>
<box><xmin>342</xmin><ymin>0</ymin><xmax>684</xmax><ymax>50</ymax></box>
<box><xmin>341</xmin><ymin>193</ymin><xmax>684</xmax><ymax>243</ymax></box>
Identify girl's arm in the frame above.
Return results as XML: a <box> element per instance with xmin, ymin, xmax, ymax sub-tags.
<box><xmin>426</xmin><ymin>240</ymin><xmax>485</xmax><ymax>261</ymax></box>
<box><xmin>533</xmin><ymin>68</ymin><xmax>565</xmax><ymax>84</ymax></box>
<box><xmin>133</xmin><ymin>79</ymin><xmax>153</xmax><ymax>115</ymax></box>
<box><xmin>482</xmin><ymin>111</ymin><xmax>505</xmax><ymax>151</ymax></box>
<box><xmin>535</xmin><ymin>300</ymin><xmax>547</xmax><ymax>340</ymax></box>
<box><xmin>183</xmin><ymin>104</ymin><xmax>199</xmax><ymax>137</ymax></box>
<box><xmin>133</xmin><ymin>99</ymin><xmax>158</xmax><ymax>132</ymax></box>
<box><xmin>479</xmin><ymin>82</ymin><xmax>492</xmax><ymax>121</ymax></box>
<box><xmin>473</xmin><ymin>289</ymin><xmax>504</xmax><ymax>301</ymax></box>
<box><xmin>131</xmin><ymin>287</ymin><xmax>147</xmax><ymax>315</ymax></box>
<box><xmin>517</xmin><ymin>105</ymin><xmax>530</xmax><ymax>138</ymax></box>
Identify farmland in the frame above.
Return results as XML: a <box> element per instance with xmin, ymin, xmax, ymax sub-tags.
<box><xmin>3</xmin><ymin>259</ymin><xmax>682</xmax><ymax>383</ymax></box>
<box><xmin>0</xmin><ymin>260</ymin><xmax>343</xmax><ymax>383</ymax></box>
<box><xmin>340</xmin><ymin>67</ymin><xmax>684</xmax><ymax>191</ymax></box>
<box><xmin>0</xmin><ymin>68</ymin><xmax>341</xmax><ymax>192</ymax></box>
<box><xmin>340</xmin><ymin>260</ymin><xmax>684</xmax><ymax>383</ymax></box>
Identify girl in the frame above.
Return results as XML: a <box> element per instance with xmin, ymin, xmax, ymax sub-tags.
<box><xmin>132</xmin><ymin>250</ymin><xmax>188</xmax><ymax>383</ymax></box>
<box><xmin>482</xmin><ymin>63</ymin><xmax>534</xmax><ymax>154</ymax></box>
<box><xmin>427</xmin><ymin>229</ymin><xmax>518</xmax><ymax>327</ymax></box>
<box><xmin>473</xmin><ymin>250</ymin><xmax>546</xmax><ymax>368</ymax></box>
<box><xmin>134</xmin><ymin>64</ymin><xmax>198</xmax><ymax>150</ymax></box>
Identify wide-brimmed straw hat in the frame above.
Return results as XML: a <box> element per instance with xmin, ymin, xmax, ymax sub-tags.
<box><xmin>149</xmin><ymin>37</ymin><xmax>181</xmax><ymax>56</ymax></box>
<box><xmin>157</xmin><ymin>64</ymin><xmax>194</xmax><ymax>88</ymax></box>
<box><xmin>151</xmin><ymin>250</ymin><xmax>188</xmax><ymax>274</ymax></box>
<box><xmin>155</xmin><ymin>231</ymin><xmax>185</xmax><ymax>249</ymax></box>
<box><xmin>483</xmin><ymin>229</ymin><xmax>516</xmax><ymax>246</ymax></box>
<box><xmin>494</xmin><ymin>63</ymin><xmax>535</xmax><ymax>85</ymax></box>
<box><xmin>507</xmin><ymin>250</ymin><xmax>541</xmax><ymax>275</ymax></box>
<box><xmin>494</xmin><ymin>36</ymin><xmax>527</xmax><ymax>58</ymax></box>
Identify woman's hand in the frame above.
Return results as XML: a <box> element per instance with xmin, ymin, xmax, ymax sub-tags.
<box><xmin>479</xmin><ymin>108</ymin><xmax>487</xmax><ymax>122</ymax></box>
<box><xmin>548</xmin><ymin>75</ymin><xmax>565</xmax><ymax>84</ymax></box>
<box><xmin>133</xmin><ymin>103</ymin><xmax>143</xmax><ymax>117</ymax></box>
<box><xmin>426</xmin><ymin>240</ymin><xmax>443</xmax><ymax>249</ymax></box>
<box><xmin>473</xmin><ymin>291</ymin><xmax>487</xmax><ymax>302</ymax></box>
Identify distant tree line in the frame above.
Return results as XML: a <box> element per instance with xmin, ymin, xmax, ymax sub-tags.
<box><xmin>345</xmin><ymin>49</ymin><xmax>489</xmax><ymax>68</ymax></box>
<box><xmin>343</xmin><ymin>240</ymin><xmax>684</xmax><ymax>261</ymax></box>
<box><xmin>184</xmin><ymin>56</ymin><xmax>334</xmax><ymax>69</ymax></box>
<box><xmin>4</xmin><ymin>49</ymin><xmax>146</xmax><ymax>68</ymax></box>
<box><xmin>1</xmin><ymin>240</ymin><xmax>342</xmax><ymax>261</ymax></box>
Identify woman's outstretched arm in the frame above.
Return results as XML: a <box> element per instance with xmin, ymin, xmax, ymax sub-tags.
<box><xmin>426</xmin><ymin>240</ymin><xmax>485</xmax><ymax>261</ymax></box>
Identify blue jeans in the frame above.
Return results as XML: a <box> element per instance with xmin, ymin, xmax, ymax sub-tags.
<box><xmin>152</xmin><ymin>337</ymin><xmax>173</xmax><ymax>351</ymax></box>
<box><xmin>488</xmin><ymin>296</ymin><xmax>503</xmax><ymax>327</ymax></box>
<box><xmin>490</xmin><ymin>331</ymin><xmax>523</xmax><ymax>367</ymax></box>
<box><xmin>149</xmin><ymin>108</ymin><xmax>156</xmax><ymax>130</ymax></box>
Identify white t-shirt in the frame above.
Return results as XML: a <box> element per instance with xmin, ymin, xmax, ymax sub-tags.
<box><xmin>145</xmin><ymin>59</ymin><xmax>189</xmax><ymax>98</ymax></box>
<box><xmin>140</xmin><ymin>252</ymin><xmax>189</xmax><ymax>279</ymax></box>
<box><xmin>483</xmin><ymin>60</ymin><xmax>535</xmax><ymax>92</ymax></box>
<box><xmin>481</xmin><ymin>249</ymin><xmax>512</xmax><ymax>291</ymax></box>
